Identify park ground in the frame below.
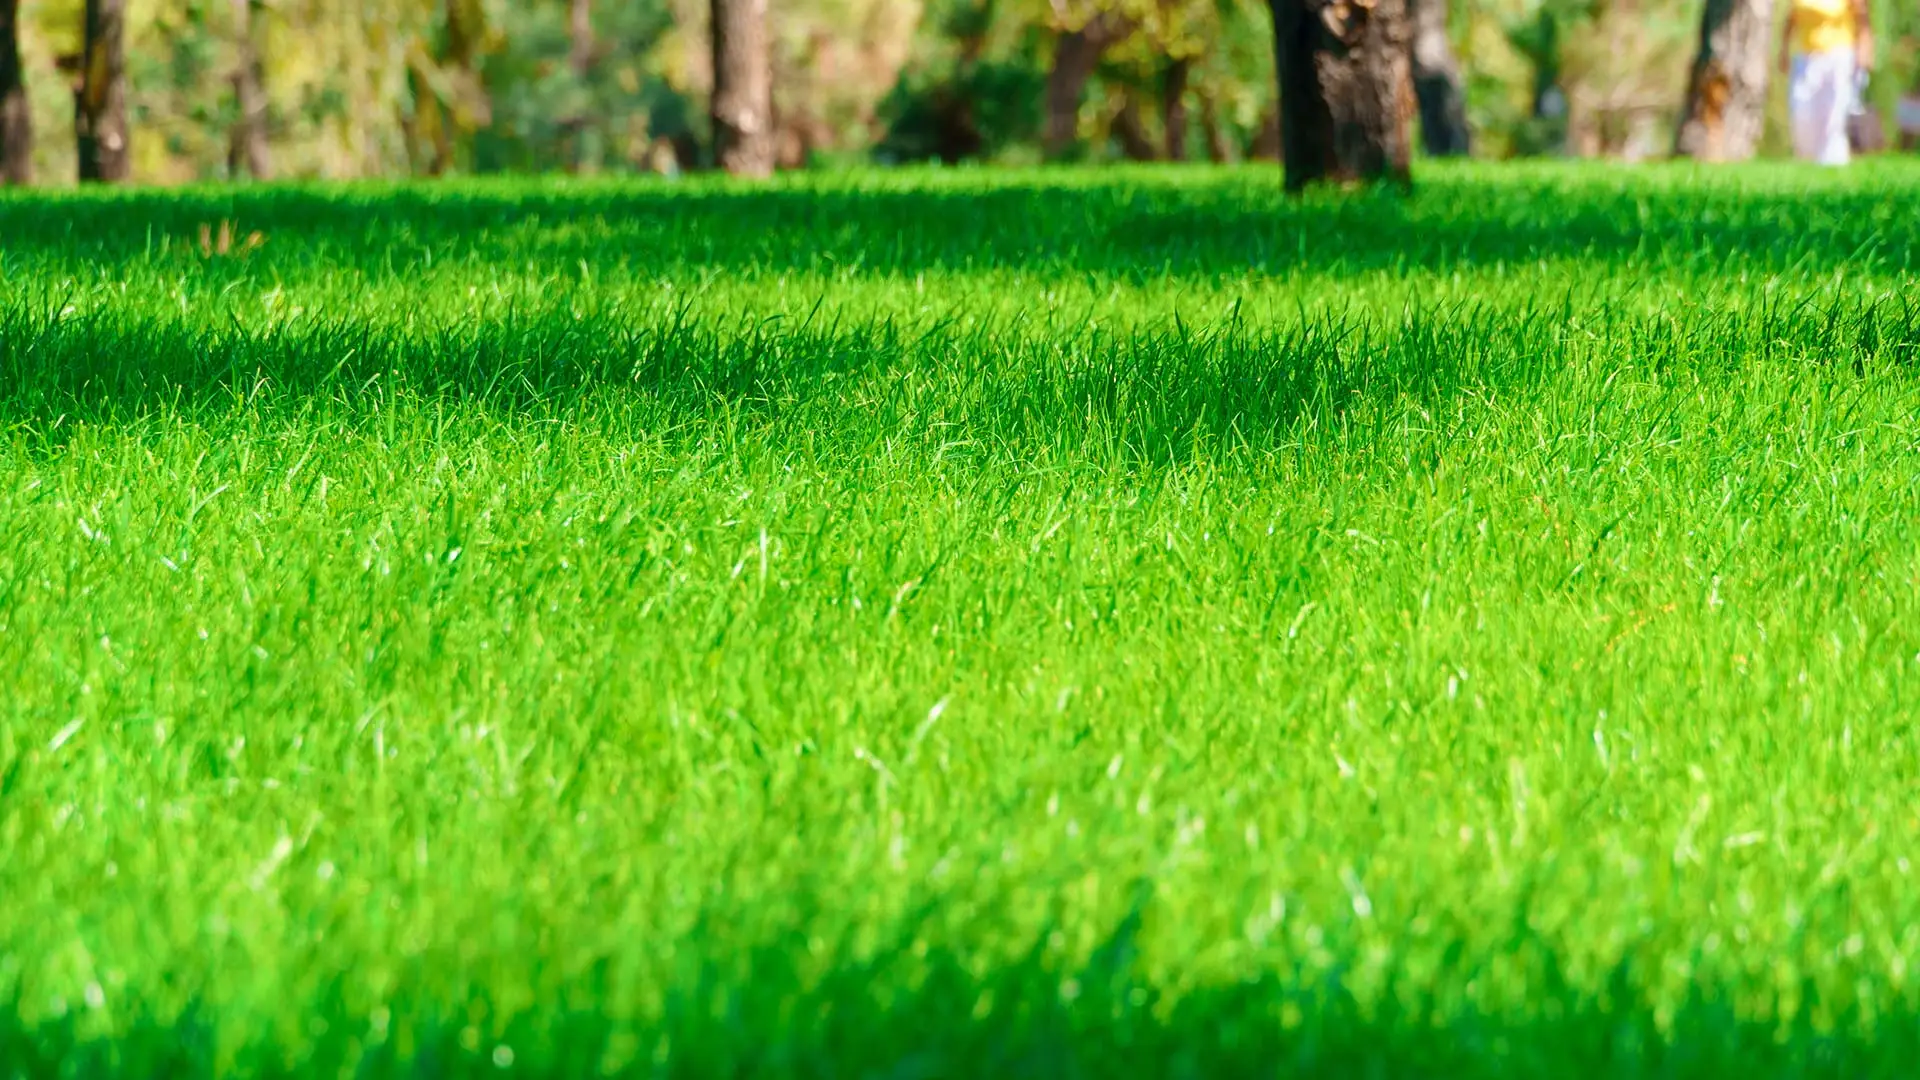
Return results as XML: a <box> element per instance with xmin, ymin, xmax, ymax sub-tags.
<box><xmin>2</xmin><ymin>162</ymin><xmax>1920</xmax><ymax>1077</ymax></box>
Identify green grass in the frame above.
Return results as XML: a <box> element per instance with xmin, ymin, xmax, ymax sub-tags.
<box><xmin>4</xmin><ymin>161</ymin><xmax>1920</xmax><ymax>1078</ymax></box>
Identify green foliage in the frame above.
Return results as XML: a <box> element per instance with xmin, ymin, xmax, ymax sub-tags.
<box><xmin>4</xmin><ymin>163</ymin><xmax>1920</xmax><ymax>1073</ymax></box>
<box><xmin>876</xmin><ymin>0</ymin><xmax>1046</xmax><ymax>164</ymax></box>
<box><xmin>5</xmin><ymin>0</ymin><xmax>1910</xmax><ymax>177</ymax></box>
<box><xmin>875</xmin><ymin>58</ymin><xmax>1046</xmax><ymax>163</ymax></box>
<box><xmin>471</xmin><ymin>0</ymin><xmax>680</xmax><ymax>173</ymax></box>
<box><xmin>1500</xmin><ymin>4</ymin><xmax>1569</xmax><ymax>154</ymax></box>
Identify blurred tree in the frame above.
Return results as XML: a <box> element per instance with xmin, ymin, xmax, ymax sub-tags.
<box><xmin>1502</xmin><ymin>3</ymin><xmax>1566</xmax><ymax>153</ymax></box>
<box><xmin>1192</xmin><ymin>0</ymin><xmax>1280</xmax><ymax>160</ymax></box>
<box><xmin>710</xmin><ymin>0</ymin><xmax>771</xmax><ymax>173</ymax></box>
<box><xmin>404</xmin><ymin>0</ymin><xmax>494</xmax><ymax>174</ymax></box>
<box><xmin>875</xmin><ymin>0</ymin><xmax>1044</xmax><ymax>163</ymax></box>
<box><xmin>77</xmin><ymin>0</ymin><xmax>129</xmax><ymax>180</ymax></box>
<box><xmin>1042</xmin><ymin>7</ymin><xmax>1131</xmax><ymax>157</ymax></box>
<box><xmin>0</xmin><ymin>0</ymin><xmax>1815</xmax><ymax>179</ymax></box>
<box><xmin>565</xmin><ymin>0</ymin><xmax>592</xmax><ymax>169</ymax></box>
<box><xmin>1673</xmin><ymin>0</ymin><xmax>1770</xmax><ymax>159</ymax></box>
<box><xmin>1270</xmin><ymin>0</ymin><xmax>1415</xmax><ymax>189</ymax></box>
<box><xmin>229</xmin><ymin>0</ymin><xmax>268</xmax><ymax>176</ymax></box>
<box><xmin>1160</xmin><ymin>53</ymin><xmax>1185</xmax><ymax>156</ymax></box>
<box><xmin>1043</xmin><ymin>0</ymin><xmax>1274</xmax><ymax>162</ymax></box>
<box><xmin>1410</xmin><ymin>0</ymin><xmax>1470</xmax><ymax>153</ymax></box>
<box><xmin>474</xmin><ymin>0</ymin><xmax>677</xmax><ymax>173</ymax></box>
<box><xmin>1103</xmin><ymin>0</ymin><xmax>1215</xmax><ymax>160</ymax></box>
<box><xmin>0</xmin><ymin>0</ymin><xmax>27</xmax><ymax>182</ymax></box>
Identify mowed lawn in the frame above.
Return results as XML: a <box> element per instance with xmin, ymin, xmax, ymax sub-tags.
<box><xmin>3</xmin><ymin>163</ymin><xmax>1920</xmax><ymax>1077</ymax></box>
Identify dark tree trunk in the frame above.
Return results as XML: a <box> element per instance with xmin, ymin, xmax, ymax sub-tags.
<box><xmin>228</xmin><ymin>0</ymin><xmax>271</xmax><ymax>180</ymax></box>
<box><xmin>0</xmin><ymin>0</ymin><xmax>29</xmax><ymax>184</ymax></box>
<box><xmin>77</xmin><ymin>0</ymin><xmax>129</xmax><ymax>183</ymax></box>
<box><xmin>1163</xmin><ymin>58</ymin><xmax>1190</xmax><ymax>161</ymax></box>
<box><xmin>1249</xmin><ymin>103</ymin><xmax>1281</xmax><ymax>160</ymax></box>
<box><xmin>710</xmin><ymin>0</ymin><xmax>772</xmax><ymax>176</ymax></box>
<box><xmin>427</xmin><ymin>0</ymin><xmax>486</xmax><ymax>175</ymax></box>
<box><xmin>1409</xmin><ymin>0</ymin><xmax>1470</xmax><ymax>155</ymax></box>
<box><xmin>1043</xmin><ymin>12</ymin><xmax>1131</xmax><ymax>159</ymax></box>
<box><xmin>1111</xmin><ymin>93</ymin><xmax>1158</xmax><ymax>160</ymax></box>
<box><xmin>1269</xmin><ymin>0</ymin><xmax>1415</xmax><ymax>191</ymax></box>
<box><xmin>1674</xmin><ymin>0</ymin><xmax>1771</xmax><ymax>160</ymax></box>
<box><xmin>1198</xmin><ymin>91</ymin><xmax>1234</xmax><ymax>163</ymax></box>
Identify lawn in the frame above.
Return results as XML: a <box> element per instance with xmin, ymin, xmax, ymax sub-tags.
<box><xmin>2</xmin><ymin>161</ymin><xmax>1920</xmax><ymax>1078</ymax></box>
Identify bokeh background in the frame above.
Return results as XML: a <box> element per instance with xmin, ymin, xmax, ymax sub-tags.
<box><xmin>3</xmin><ymin>0</ymin><xmax>1920</xmax><ymax>183</ymax></box>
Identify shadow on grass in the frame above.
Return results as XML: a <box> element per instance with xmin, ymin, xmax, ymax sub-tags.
<box><xmin>2</xmin><ymin>168</ymin><xmax>1915</xmax><ymax>281</ymax></box>
<box><xmin>4</xmin><ymin>289</ymin><xmax>1917</xmax><ymax>463</ymax></box>
<box><xmin>2</xmin><ymin>901</ymin><xmax>1908</xmax><ymax>1079</ymax></box>
<box><xmin>0</xmin><ymin>296</ymin><xmax>1598</xmax><ymax>465</ymax></box>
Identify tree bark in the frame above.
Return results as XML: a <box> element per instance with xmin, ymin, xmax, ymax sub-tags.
<box><xmin>1111</xmin><ymin>93</ymin><xmax>1158</xmax><ymax>160</ymax></box>
<box><xmin>427</xmin><ymin>0</ymin><xmax>487</xmax><ymax>176</ymax></box>
<box><xmin>1163</xmin><ymin>58</ymin><xmax>1190</xmax><ymax>161</ymax></box>
<box><xmin>0</xmin><ymin>0</ymin><xmax>29</xmax><ymax>184</ymax></box>
<box><xmin>1674</xmin><ymin>0</ymin><xmax>1771</xmax><ymax>161</ymax></box>
<box><xmin>564</xmin><ymin>0</ymin><xmax>596</xmax><ymax>172</ymax></box>
<box><xmin>1249</xmin><ymin>103</ymin><xmax>1281</xmax><ymax>160</ymax></box>
<box><xmin>1043</xmin><ymin>12</ymin><xmax>1131</xmax><ymax>159</ymax></box>
<box><xmin>77</xmin><ymin>0</ymin><xmax>129</xmax><ymax>183</ymax></box>
<box><xmin>1409</xmin><ymin>0</ymin><xmax>1470</xmax><ymax>155</ymax></box>
<box><xmin>710</xmin><ymin>0</ymin><xmax>773</xmax><ymax>176</ymax></box>
<box><xmin>229</xmin><ymin>0</ymin><xmax>272</xmax><ymax>180</ymax></box>
<box><xmin>1270</xmin><ymin>0</ymin><xmax>1415</xmax><ymax>191</ymax></box>
<box><xmin>1198</xmin><ymin>91</ymin><xmax>1234</xmax><ymax>163</ymax></box>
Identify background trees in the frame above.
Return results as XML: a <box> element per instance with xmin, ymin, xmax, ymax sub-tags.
<box><xmin>0</xmin><ymin>0</ymin><xmax>1914</xmax><ymax>183</ymax></box>
<box><xmin>0</xmin><ymin>0</ymin><xmax>27</xmax><ymax>183</ymax></box>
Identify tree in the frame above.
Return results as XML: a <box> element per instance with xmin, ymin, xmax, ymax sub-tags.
<box><xmin>77</xmin><ymin>0</ymin><xmax>130</xmax><ymax>182</ymax></box>
<box><xmin>1409</xmin><ymin>0</ymin><xmax>1469</xmax><ymax>155</ymax></box>
<box><xmin>1673</xmin><ymin>0</ymin><xmax>1771</xmax><ymax>160</ymax></box>
<box><xmin>567</xmin><ymin>0</ymin><xmax>595</xmax><ymax>172</ymax></box>
<box><xmin>230</xmin><ymin>0</ymin><xmax>272</xmax><ymax>179</ymax></box>
<box><xmin>0</xmin><ymin>0</ymin><xmax>27</xmax><ymax>184</ymax></box>
<box><xmin>1043</xmin><ymin>10</ymin><xmax>1132</xmax><ymax>157</ymax></box>
<box><xmin>1162</xmin><ymin>56</ymin><xmax>1189</xmax><ymax>159</ymax></box>
<box><xmin>710</xmin><ymin>0</ymin><xmax>773</xmax><ymax>175</ymax></box>
<box><xmin>1269</xmin><ymin>0</ymin><xmax>1415</xmax><ymax>190</ymax></box>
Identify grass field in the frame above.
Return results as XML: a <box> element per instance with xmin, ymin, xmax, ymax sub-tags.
<box><xmin>4</xmin><ymin>161</ymin><xmax>1920</xmax><ymax>1078</ymax></box>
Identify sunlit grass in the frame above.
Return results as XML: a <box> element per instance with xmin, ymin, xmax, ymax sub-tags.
<box><xmin>3</xmin><ymin>161</ymin><xmax>1920</xmax><ymax>1077</ymax></box>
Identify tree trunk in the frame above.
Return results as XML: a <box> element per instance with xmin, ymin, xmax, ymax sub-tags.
<box><xmin>77</xmin><ymin>0</ymin><xmax>129</xmax><ymax>183</ymax></box>
<box><xmin>1409</xmin><ymin>0</ymin><xmax>1470</xmax><ymax>155</ymax></box>
<box><xmin>1111</xmin><ymin>93</ymin><xmax>1158</xmax><ymax>160</ymax></box>
<box><xmin>1043</xmin><ymin>12</ymin><xmax>1131</xmax><ymax>159</ymax></box>
<box><xmin>427</xmin><ymin>0</ymin><xmax>487</xmax><ymax>176</ymax></box>
<box><xmin>1163</xmin><ymin>58</ymin><xmax>1190</xmax><ymax>161</ymax></box>
<box><xmin>1198</xmin><ymin>91</ymin><xmax>1234</xmax><ymax>163</ymax></box>
<box><xmin>566</xmin><ymin>0</ymin><xmax>596</xmax><ymax>173</ymax></box>
<box><xmin>1249</xmin><ymin>103</ymin><xmax>1281</xmax><ymax>160</ymax></box>
<box><xmin>1270</xmin><ymin>0</ymin><xmax>1415</xmax><ymax>191</ymax></box>
<box><xmin>0</xmin><ymin>0</ymin><xmax>29</xmax><ymax>184</ymax></box>
<box><xmin>710</xmin><ymin>0</ymin><xmax>773</xmax><ymax>176</ymax></box>
<box><xmin>1674</xmin><ymin>0</ymin><xmax>1771</xmax><ymax>161</ymax></box>
<box><xmin>229</xmin><ymin>0</ymin><xmax>271</xmax><ymax>180</ymax></box>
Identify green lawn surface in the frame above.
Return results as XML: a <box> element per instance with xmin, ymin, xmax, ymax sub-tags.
<box><xmin>3</xmin><ymin>162</ymin><xmax>1920</xmax><ymax>1077</ymax></box>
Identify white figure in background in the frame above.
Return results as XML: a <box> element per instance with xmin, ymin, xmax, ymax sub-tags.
<box><xmin>1781</xmin><ymin>0</ymin><xmax>1874</xmax><ymax>165</ymax></box>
